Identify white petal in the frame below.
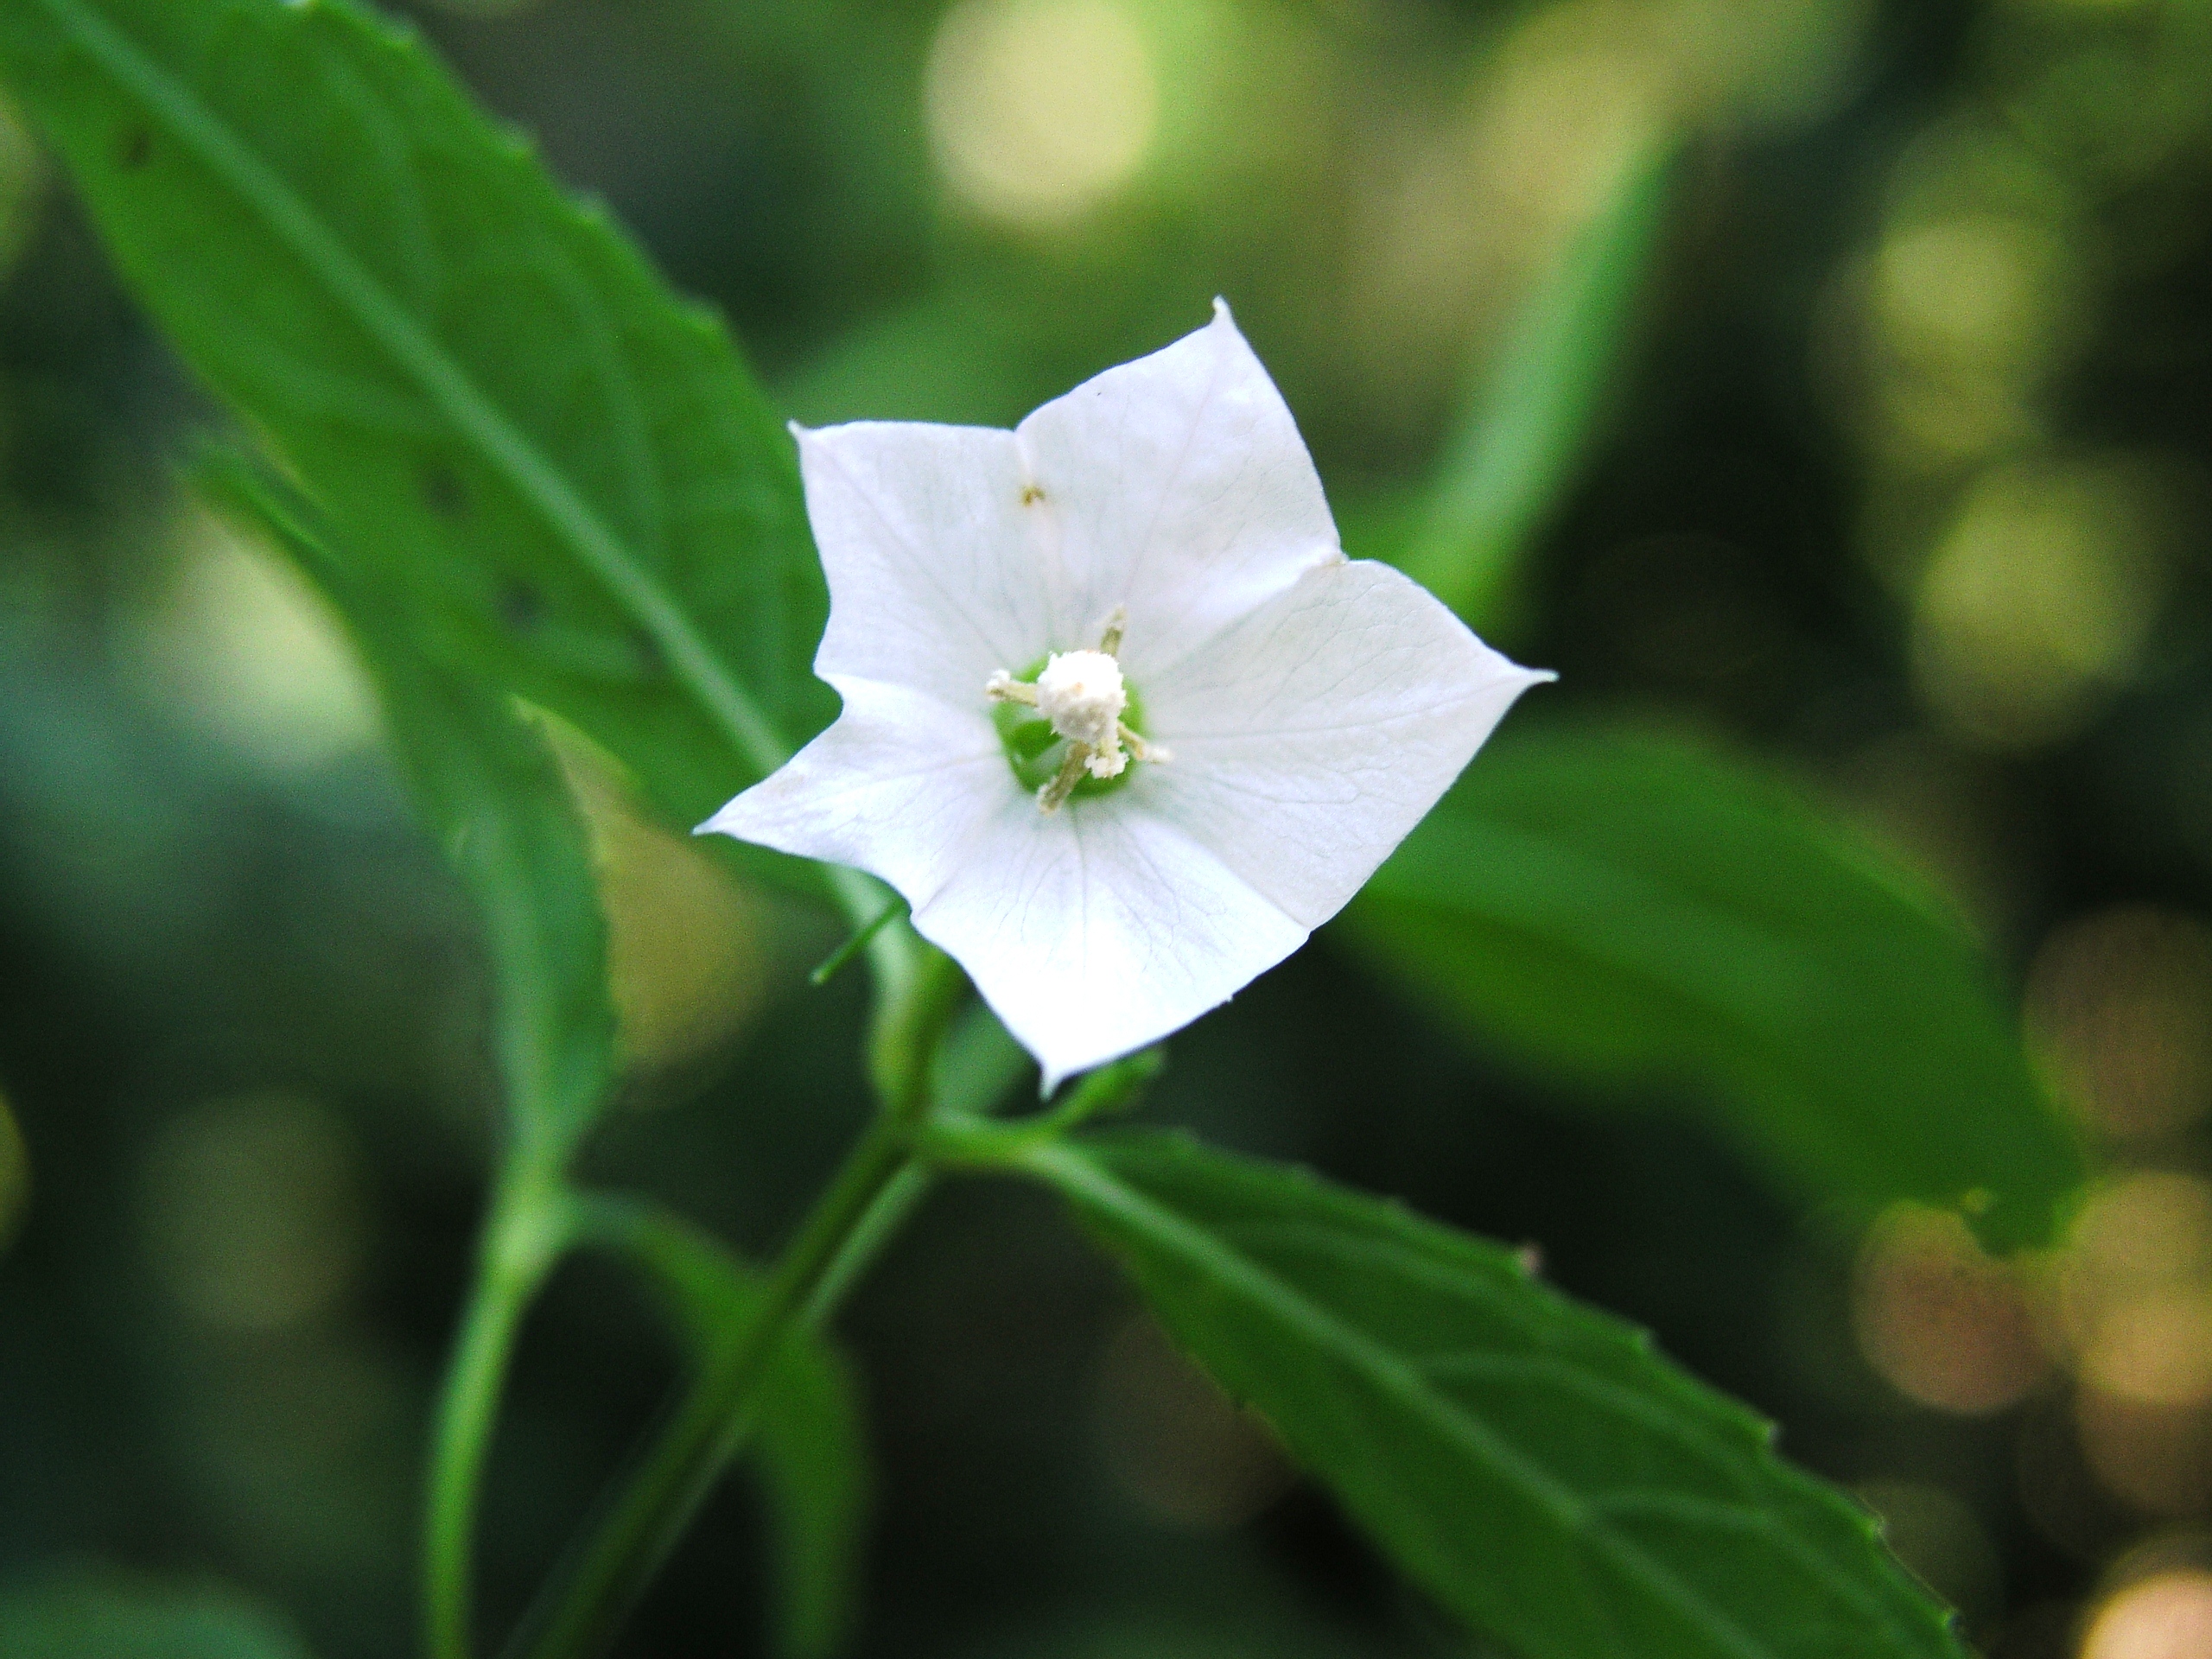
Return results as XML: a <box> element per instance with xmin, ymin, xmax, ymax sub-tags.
<box><xmin>1135</xmin><ymin>559</ymin><xmax>1551</xmax><ymax>929</ymax></box>
<box><xmin>1014</xmin><ymin>301</ymin><xmax>1341</xmax><ymax>678</ymax></box>
<box><xmin>912</xmin><ymin>792</ymin><xmax>1309</xmax><ymax>1091</ymax></box>
<box><xmin>795</xmin><ymin>423</ymin><xmax>1057</xmax><ymax>706</ymax></box>
<box><xmin>700</xmin><ymin>677</ymin><xmax>1011</xmax><ymax>908</ymax></box>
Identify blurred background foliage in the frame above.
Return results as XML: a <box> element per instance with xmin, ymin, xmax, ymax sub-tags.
<box><xmin>0</xmin><ymin>0</ymin><xmax>2210</xmax><ymax>1656</ymax></box>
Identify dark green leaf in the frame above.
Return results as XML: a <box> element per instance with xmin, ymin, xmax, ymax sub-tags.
<box><xmin>0</xmin><ymin>0</ymin><xmax>832</xmax><ymax>858</ymax></box>
<box><xmin>1024</xmin><ymin>1131</ymin><xmax>1965</xmax><ymax>1659</ymax></box>
<box><xmin>0</xmin><ymin>1570</ymin><xmax>316</xmax><ymax>1659</ymax></box>
<box><xmin>197</xmin><ymin>451</ymin><xmax>615</xmax><ymax>1165</ymax></box>
<box><xmin>1397</xmin><ymin>140</ymin><xmax>1676</xmax><ymax>633</ymax></box>
<box><xmin>1343</xmin><ymin>724</ymin><xmax>2082</xmax><ymax>1249</ymax></box>
<box><xmin>575</xmin><ymin>1195</ymin><xmax>870</xmax><ymax>1659</ymax></box>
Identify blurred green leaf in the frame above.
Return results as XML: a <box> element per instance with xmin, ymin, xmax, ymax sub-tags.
<box><xmin>195</xmin><ymin>451</ymin><xmax>616</xmax><ymax>1166</ymax></box>
<box><xmin>931</xmin><ymin>1001</ymin><xmax>1035</xmax><ymax>1118</ymax></box>
<box><xmin>1342</xmin><ymin>725</ymin><xmax>2082</xmax><ymax>1249</ymax></box>
<box><xmin>574</xmin><ymin>1195</ymin><xmax>870</xmax><ymax>1659</ymax></box>
<box><xmin>0</xmin><ymin>1571</ymin><xmax>315</xmax><ymax>1659</ymax></box>
<box><xmin>0</xmin><ymin>0</ymin><xmax>832</xmax><ymax>863</ymax></box>
<box><xmin>1023</xmin><ymin>1131</ymin><xmax>1966</xmax><ymax>1659</ymax></box>
<box><xmin>1400</xmin><ymin>140</ymin><xmax>1676</xmax><ymax>634</ymax></box>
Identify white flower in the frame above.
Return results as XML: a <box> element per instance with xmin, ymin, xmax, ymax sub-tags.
<box><xmin>703</xmin><ymin>302</ymin><xmax>1550</xmax><ymax>1088</ymax></box>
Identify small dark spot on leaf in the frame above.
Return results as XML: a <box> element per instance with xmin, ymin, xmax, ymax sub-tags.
<box><xmin>632</xmin><ymin>626</ymin><xmax>665</xmax><ymax>676</ymax></box>
<box><xmin>498</xmin><ymin>581</ymin><xmax>543</xmax><ymax>632</ymax></box>
<box><xmin>118</xmin><ymin>126</ymin><xmax>152</xmax><ymax>169</ymax></box>
<box><xmin>422</xmin><ymin>462</ymin><xmax>467</xmax><ymax>518</ymax></box>
<box><xmin>1020</xmin><ymin>484</ymin><xmax>1046</xmax><ymax>506</ymax></box>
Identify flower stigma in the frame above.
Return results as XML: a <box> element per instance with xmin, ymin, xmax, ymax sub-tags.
<box><xmin>986</xmin><ymin>607</ymin><xmax>1171</xmax><ymax>811</ymax></box>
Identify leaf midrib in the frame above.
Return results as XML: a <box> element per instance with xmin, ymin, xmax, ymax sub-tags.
<box><xmin>40</xmin><ymin>0</ymin><xmax>790</xmax><ymax>780</ymax></box>
<box><xmin>1027</xmin><ymin>1138</ymin><xmax>1929</xmax><ymax>1659</ymax></box>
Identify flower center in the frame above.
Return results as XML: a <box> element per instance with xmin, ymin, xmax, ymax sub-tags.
<box><xmin>985</xmin><ymin>609</ymin><xmax>1171</xmax><ymax>811</ymax></box>
<box><xmin>1034</xmin><ymin>649</ymin><xmax>1126</xmax><ymax>753</ymax></box>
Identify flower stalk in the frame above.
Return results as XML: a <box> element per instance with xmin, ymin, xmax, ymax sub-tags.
<box><xmin>505</xmin><ymin>1110</ymin><xmax>917</xmax><ymax>1659</ymax></box>
<box><xmin>425</xmin><ymin>1161</ymin><xmax>575</xmax><ymax>1659</ymax></box>
<box><xmin>505</xmin><ymin>930</ymin><xmax>955</xmax><ymax>1659</ymax></box>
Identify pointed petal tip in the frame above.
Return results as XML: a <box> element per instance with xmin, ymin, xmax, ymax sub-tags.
<box><xmin>695</xmin><ymin>796</ymin><xmax>752</xmax><ymax>839</ymax></box>
<box><xmin>989</xmin><ymin>999</ymin><xmax>1227</xmax><ymax>1103</ymax></box>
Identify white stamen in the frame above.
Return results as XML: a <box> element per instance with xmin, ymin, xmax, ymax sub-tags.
<box><xmin>985</xmin><ymin>669</ymin><xmax>1037</xmax><ymax>705</ymax></box>
<box><xmin>1119</xmin><ymin>722</ymin><xmax>1170</xmax><ymax>764</ymax></box>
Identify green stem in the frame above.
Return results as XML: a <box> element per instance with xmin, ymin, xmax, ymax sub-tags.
<box><xmin>505</xmin><ymin>937</ymin><xmax>955</xmax><ymax>1659</ymax></box>
<box><xmin>505</xmin><ymin>1107</ymin><xmax>918</xmax><ymax>1659</ymax></box>
<box><xmin>803</xmin><ymin>1164</ymin><xmax>931</xmax><ymax>1325</ymax></box>
<box><xmin>923</xmin><ymin>1046</ymin><xmax>1164</xmax><ymax>1166</ymax></box>
<box><xmin>490</xmin><ymin>916</ymin><xmax>981</xmax><ymax>1659</ymax></box>
<box><xmin>425</xmin><ymin>1165</ymin><xmax>573</xmax><ymax>1659</ymax></box>
<box><xmin>810</xmin><ymin>896</ymin><xmax>910</xmax><ymax>986</ymax></box>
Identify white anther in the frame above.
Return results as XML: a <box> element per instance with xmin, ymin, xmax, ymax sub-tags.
<box><xmin>1033</xmin><ymin>649</ymin><xmax>1127</xmax><ymax>754</ymax></box>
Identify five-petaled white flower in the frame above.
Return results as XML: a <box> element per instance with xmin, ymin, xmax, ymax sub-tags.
<box><xmin>703</xmin><ymin>302</ymin><xmax>1550</xmax><ymax>1088</ymax></box>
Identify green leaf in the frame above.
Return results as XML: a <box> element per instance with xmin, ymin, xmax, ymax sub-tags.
<box><xmin>0</xmin><ymin>0</ymin><xmax>832</xmax><ymax>853</ymax></box>
<box><xmin>1342</xmin><ymin>725</ymin><xmax>2082</xmax><ymax>1249</ymax></box>
<box><xmin>196</xmin><ymin>451</ymin><xmax>615</xmax><ymax>1166</ymax></box>
<box><xmin>0</xmin><ymin>1570</ymin><xmax>316</xmax><ymax>1659</ymax></box>
<box><xmin>1398</xmin><ymin>138</ymin><xmax>1676</xmax><ymax>633</ymax></box>
<box><xmin>1020</xmin><ymin>1132</ymin><xmax>1966</xmax><ymax>1659</ymax></box>
<box><xmin>574</xmin><ymin>1195</ymin><xmax>871</xmax><ymax>1659</ymax></box>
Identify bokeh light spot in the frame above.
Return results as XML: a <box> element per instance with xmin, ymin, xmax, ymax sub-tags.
<box><xmin>122</xmin><ymin>508</ymin><xmax>381</xmax><ymax>773</ymax></box>
<box><xmin>2076</xmin><ymin>1390</ymin><xmax>2212</xmax><ymax>1517</ymax></box>
<box><xmin>0</xmin><ymin>1087</ymin><xmax>24</xmax><ymax>1251</ymax></box>
<box><xmin>926</xmin><ymin>0</ymin><xmax>1158</xmax><ymax>226</ymax></box>
<box><xmin>2027</xmin><ymin>908</ymin><xmax>2212</xmax><ymax>1141</ymax></box>
<box><xmin>1877</xmin><ymin>216</ymin><xmax>2069</xmax><ymax>393</ymax></box>
<box><xmin>2061</xmin><ymin>1173</ymin><xmax>2212</xmax><ymax>1351</ymax></box>
<box><xmin>562</xmin><ymin>748</ymin><xmax>772</xmax><ymax>1077</ymax></box>
<box><xmin>1854</xmin><ymin>1204</ymin><xmax>2046</xmax><ymax>1414</ymax></box>
<box><xmin>2083</xmin><ymin>1571</ymin><xmax>2212</xmax><ymax>1659</ymax></box>
<box><xmin>140</xmin><ymin>1094</ymin><xmax>367</xmax><ymax>1333</ymax></box>
<box><xmin>1094</xmin><ymin>1310</ymin><xmax>1294</xmax><ymax>1530</ymax></box>
<box><xmin>0</xmin><ymin>92</ymin><xmax>43</xmax><ymax>285</ymax></box>
<box><xmin>2084</xmin><ymin>1294</ymin><xmax>2212</xmax><ymax>1410</ymax></box>
<box><xmin>1910</xmin><ymin>458</ymin><xmax>2173</xmax><ymax>750</ymax></box>
<box><xmin>2060</xmin><ymin>1175</ymin><xmax>2212</xmax><ymax>1515</ymax></box>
